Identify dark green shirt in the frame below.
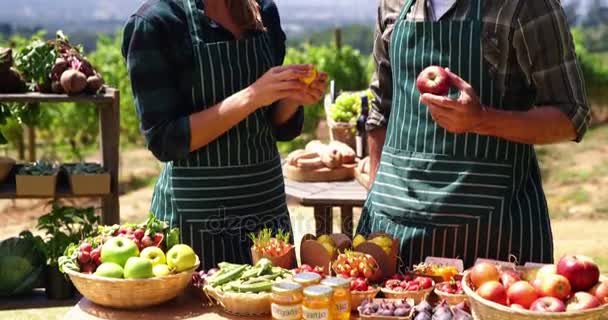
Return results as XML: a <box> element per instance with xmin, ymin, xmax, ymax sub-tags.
<box><xmin>122</xmin><ymin>0</ymin><xmax>303</xmax><ymax>162</ymax></box>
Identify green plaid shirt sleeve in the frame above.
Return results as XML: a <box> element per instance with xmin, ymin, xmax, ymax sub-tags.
<box><xmin>123</xmin><ymin>15</ymin><xmax>192</xmax><ymax>162</ymax></box>
<box><xmin>368</xmin><ymin>0</ymin><xmax>591</xmax><ymax>142</ymax></box>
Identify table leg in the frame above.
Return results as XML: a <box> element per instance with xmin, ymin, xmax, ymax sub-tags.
<box><xmin>314</xmin><ymin>206</ymin><xmax>333</xmax><ymax>235</ymax></box>
<box><xmin>340</xmin><ymin>206</ymin><xmax>354</xmax><ymax>238</ymax></box>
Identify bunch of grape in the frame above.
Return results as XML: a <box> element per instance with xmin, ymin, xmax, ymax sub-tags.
<box><xmin>329</xmin><ymin>89</ymin><xmax>374</xmax><ymax>124</ymax></box>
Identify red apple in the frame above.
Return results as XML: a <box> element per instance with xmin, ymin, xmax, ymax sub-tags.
<box><xmin>470</xmin><ymin>262</ymin><xmax>501</xmax><ymax>289</ymax></box>
<box><xmin>539</xmin><ymin>274</ymin><xmax>571</xmax><ymax>300</ymax></box>
<box><xmin>535</xmin><ymin>265</ymin><xmax>557</xmax><ymax>281</ymax></box>
<box><xmin>416</xmin><ymin>66</ymin><xmax>451</xmax><ymax>96</ymax></box>
<box><xmin>476</xmin><ymin>281</ymin><xmax>508</xmax><ymax>305</ymax></box>
<box><xmin>566</xmin><ymin>292</ymin><xmax>602</xmax><ymax>311</ymax></box>
<box><xmin>530</xmin><ymin>297</ymin><xmax>566</xmax><ymax>312</ymax></box>
<box><xmin>557</xmin><ymin>255</ymin><xmax>600</xmax><ymax>292</ymax></box>
<box><xmin>501</xmin><ymin>270</ymin><xmax>521</xmax><ymax>290</ymax></box>
<box><xmin>589</xmin><ymin>281</ymin><xmax>608</xmax><ymax>304</ymax></box>
<box><xmin>507</xmin><ymin>281</ymin><xmax>539</xmax><ymax>309</ymax></box>
<box><xmin>531</xmin><ymin>278</ymin><xmax>543</xmax><ymax>296</ymax></box>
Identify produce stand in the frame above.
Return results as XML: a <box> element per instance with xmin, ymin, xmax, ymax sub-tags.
<box><xmin>284</xmin><ymin>178</ymin><xmax>367</xmax><ymax>238</ymax></box>
<box><xmin>0</xmin><ymin>89</ymin><xmax>120</xmax><ymax>225</ymax></box>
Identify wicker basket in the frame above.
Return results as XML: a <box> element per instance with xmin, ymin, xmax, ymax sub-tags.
<box><xmin>381</xmin><ymin>286</ymin><xmax>433</xmax><ymax>304</ymax></box>
<box><xmin>65</xmin><ymin>262</ymin><xmax>198</xmax><ymax>309</ymax></box>
<box><xmin>434</xmin><ymin>287</ymin><xmax>468</xmax><ymax>306</ymax></box>
<box><xmin>204</xmin><ymin>285</ymin><xmax>272</xmax><ymax>316</ymax></box>
<box><xmin>462</xmin><ymin>272</ymin><xmax>608</xmax><ymax>320</ymax></box>
<box><xmin>351</xmin><ymin>287</ymin><xmax>381</xmax><ymax>311</ymax></box>
<box><xmin>0</xmin><ymin>157</ymin><xmax>15</xmax><ymax>182</ymax></box>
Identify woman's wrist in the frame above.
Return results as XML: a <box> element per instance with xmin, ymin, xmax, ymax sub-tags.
<box><xmin>238</xmin><ymin>87</ymin><xmax>262</xmax><ymax>112</ymax></box>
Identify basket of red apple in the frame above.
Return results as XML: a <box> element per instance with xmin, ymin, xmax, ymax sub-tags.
<box><xmin>462</xmin><ymin>256</ymin><xmax>608</xmax><ymax>320</ymax></box>
<box><xmin>381</xmin><ymin>274</ymin><xmax>435</xmax><ymax>304</ymax></box>
<box><xmin>434</xmin><ymin>278</ymin><xmax>468</xmax><ymax>306</ymax></box>
<box><xmin>58</xmin><ymin>214</ymin><xmax>200</xmax><ymax>309</ymax></box>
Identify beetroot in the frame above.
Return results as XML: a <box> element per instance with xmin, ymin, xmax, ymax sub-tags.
<box><xmin>60</xmin><ymin>69</ymin><xmax>87</xmax><ymax>94</ymax></box>
<box><xmin>85</xmin><ymin>74</ymin><xmax>104</xmax><ymax>94</ymax></box>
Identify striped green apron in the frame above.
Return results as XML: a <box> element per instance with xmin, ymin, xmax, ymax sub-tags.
<box><xmin>357</xmin><ymin>0</ymin><xmax>553</xmax><ymax>268</ymax></box>
<box><xmin>150</xmin><ymin>0</ymin><xmax>292</xmax><ymax>269</ymax></box>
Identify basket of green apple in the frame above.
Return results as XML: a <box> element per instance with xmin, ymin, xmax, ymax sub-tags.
<box><xmin>59</xmin><ymin>213</ymin><xmax>199</xmax><ymax>309</ymax></box>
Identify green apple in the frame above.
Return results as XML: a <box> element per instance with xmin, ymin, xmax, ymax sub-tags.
<box><xmin>101</xmin><ymin>237</ymin><xmax>139</xmax><ymax>267</ymax></box>
<box><xmin>153</xmin><ymin>264</ymin><xmax>172</xmax><ymax>277</ymax></box>
<box><xmin>140</xmin><ymin>247</ymin><xmax>166</xmax><ymax>266</ymax></box>
<box><xmin>123</xmin><ymin>257</ymin><xmax>154</xmax><ymax>279</ymax></box>
<box><xmin>94</xmin><ymin>262</ymin><xmax>124</xmax><ymax>278</ymax></box>
<box><xmin>166</xmin><ymin>244</ymin><xmax>198</xmax><ymax>272</ymax></box>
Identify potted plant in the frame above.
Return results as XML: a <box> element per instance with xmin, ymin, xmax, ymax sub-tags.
<box><xmin>25</xmin><ymin>201</ymin><xmax>99</xmax><ymax>299</ymax></box>
<box><xmin>64</xmin><ymin>163</ymin><xmax>110</xmax><ymax>195</ymax></box>
<box><xmin>16</xmin><ymin>160</ymin><xmax>59</xmax><ymax>196</ymax></box>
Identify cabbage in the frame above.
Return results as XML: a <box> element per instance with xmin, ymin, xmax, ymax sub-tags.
<box><xmin>0</xmin><ymin>235</ymin><xmax>45</xmax><ymax>296</ymax></box>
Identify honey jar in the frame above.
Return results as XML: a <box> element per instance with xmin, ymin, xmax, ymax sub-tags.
<box><xmin>271</xmin><ymin>282</ymin><xmax>303</xmax><ymax>320</ymax></box>
<box><xmin>303</xmin><ymin>285</ymin><xmax>333</xmax><ymax>320</ymax></box>
<box><xmin>294</xmin><ymin>272</ymin><xmax>322</xmax><ymax>288</ymax></box>
<box><xmin>321</xmin><ymin>277</ymin><xmax>351</xmax><ymax>320</ymax></box>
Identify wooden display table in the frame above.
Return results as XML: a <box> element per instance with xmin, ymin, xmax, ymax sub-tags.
<box><xmin>64</xmin><ymin>290</ymin><xmax>363</xmax><ymax>319</ymax></box>
<box><xmin>284</xmin><ymin>179</ymin><xmax>367</xmax><ymax>238</ymax></box>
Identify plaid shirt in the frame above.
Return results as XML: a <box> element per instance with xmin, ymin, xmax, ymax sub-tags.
<box><xmin>122</xmin><ymin>0</ymin><xmax>303</xmax><ymax>162</ymax></box>
<box><xmin>367</xmin><ymin>0</ymin><xmax>591</xmax><ymax>142</ymax></box>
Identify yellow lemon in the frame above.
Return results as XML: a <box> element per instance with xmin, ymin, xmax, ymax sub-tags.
<box><xmin>300</xmin><ymin>68</ymin><xmax>318</xmax><ymax>86</ymax></box>
<box><xmin>353</xmin><ymin>234</ymin><xmax>366</xmax><ymax>248</ymax></box>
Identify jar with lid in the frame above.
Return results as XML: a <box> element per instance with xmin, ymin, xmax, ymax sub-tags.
<box><xmin>321</xmin><ymin>277</ymin><xmax>351</xmax><ymax>320</ymax></box>
<box><xmin>293</xmin><ymin>272</ymin><xmax>322</xmax><ymax>288</ymax></box>
<box><xmin>303</xmin><ymin>285</ymin><xmax>333</xmax><ymax>320</ymax></box>
<box><xmin>271</xmin><ymin>282</ymin><xmax>303</xmax><ymax>320</ymax></box>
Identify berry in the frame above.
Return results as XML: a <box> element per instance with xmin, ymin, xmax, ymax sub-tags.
<box><xmin>79</xmin><ymin>243</ymin><xmax>93</xmax><ymax>253</ymax></box>
<box><xmin>78</xmin><ymin>251</ymin><xmax>91</xmax><ymax>264</ymax></box>
<box><xmin>134</xmin><ymin>228</ymin><xmax>145</xmax><ymax>240</ymax></box>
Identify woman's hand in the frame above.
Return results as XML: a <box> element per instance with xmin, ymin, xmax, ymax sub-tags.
<box><xmin>284</xmin><ymin>70</ymin><xmax>328</xmax><ymax>106</ymax></box>
<box><xmin>246</xmin><ymin>65</ymin><xmax>310</xmax><ymax>109</ymax></box>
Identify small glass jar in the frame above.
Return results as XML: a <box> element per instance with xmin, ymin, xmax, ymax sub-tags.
<box><xmin>294</xmin><ymin>272</ymin><xmax>322</xmax><ymax>288</ymax></box>
<box><xmin>303</xmin><ymin>285</ymin><xmax>333</xmax><ymax>320</ymax></box>
<box><xmin>321</xmin><ymin>277</ymin><xmax>351</xmax><ymax>320</ymax></box>
<box><xmin>271</xmin><ymin>282</ymin><xmax>303</xmax><ymax>320</ymax></box>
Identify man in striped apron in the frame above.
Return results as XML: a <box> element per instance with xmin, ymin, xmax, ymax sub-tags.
<box><xmin>360</xmin><ymin>0</ymin><xmax>590</xmax><ymax>268</ymax></box>
<box><xmin>124</xmin><ymin>0</ymin><xmax>326</xmax><ymax>269</ymax></box>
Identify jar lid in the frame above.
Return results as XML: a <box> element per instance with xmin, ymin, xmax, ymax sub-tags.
<box><xmin>321</xmin><ymin>277</ymin><xmax>350</xmax><ymax>289</ymax></box>
<box><xmin>294</xmin><ymin>272</ymin><xmax>322</xmax><ymax>285</ymax></box>
<box><xmin>272</xmin><ymin>281</ymin><xmax>302</xmax><ymax>294</ymax></box>
<box><xmin>304</xmin><ymin>285</ymin><xmax>333</xmax><ymax>297</ymax></box>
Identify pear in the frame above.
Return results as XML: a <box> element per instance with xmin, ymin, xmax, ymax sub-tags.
<box><xmin>316</xmin><ymin>235</ymin><xmax>334</xmax><ymax>246</ymax></box>
<box><xmin>321</xmin><ymin>242</ymin><xmax>335</xmax><ymax>256</ymax></box>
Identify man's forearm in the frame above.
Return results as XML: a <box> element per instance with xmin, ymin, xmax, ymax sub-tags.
<box><xmin>367</xmin><ymin>127</ymin><xmax>386</xmax><ymax>186</ymax></box>
<box><xmin>474</xmin><ymin>106</ymin><xmax>577</xmax><ymax>145</ymax></box>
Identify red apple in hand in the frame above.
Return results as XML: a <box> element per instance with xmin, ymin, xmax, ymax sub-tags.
<box><xmin>589</xmin><ymin>281</ymin><xmax>608</xmax><ymax>304</ymax></box>
<box><xmin>530</xmin><ymin>297</ymin><xmax>566</xmax><ymax>312</ymax></box>
<box><xmin>501</xmin><ymin>270</ymin><xmax>521</xmax><ymax>290</ymax></box>
<box><xmin>507</xmin><ymin>281</ymin><xmax>539</xmax><ymax>309</ymax></box>
<box><xmin>477</xmin><ymin>281</ymin><xmax>508</xmax><ymax>305</ymax></box>
<box><xmin>539</xmin><ymin>274</ymin><xmax>571</xmax><ymax>300</ymax></box>
<box><xmin>416</xmin><ymin>66</ymin><xmax>451</xmax><ymax>96</ymax></box>
<box><xmin>566</xmin><ymin>292</ymin><xmax>602</xmax><ymax>311</ymax></box>
<box><xmin>557</xmin><ymin>255</ymin><xmax>600</xmax><ymax>292</ymax></box>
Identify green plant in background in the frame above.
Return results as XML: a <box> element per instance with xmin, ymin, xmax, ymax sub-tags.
<box><xmin>572</xmin><ymin>28</ymin><xmax>608</xmax><ymax>108</ymax></box>
<box><xmin>18</xmin><ymin>160</ymin><xmax>58</xmax><ymax>176</ymax></box>
<box><xmin>26</xmin><ymin>202</ymin><xmax>98</xmax><ymax>266</ymax></box>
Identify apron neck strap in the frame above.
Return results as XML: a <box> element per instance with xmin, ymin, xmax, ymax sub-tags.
<box><xmin>398</xmin><ymin>0</ymin><xmax>482</xmax><ymax>21</ymax></box>
<box><xmin>181</xmin><ymin>0</ymin><xmax>211</xmax><ymax>43</ymax></box>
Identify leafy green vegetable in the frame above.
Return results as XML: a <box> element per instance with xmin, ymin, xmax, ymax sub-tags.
<box><xmin>0</xmin><ymin>233</ymin><xmax>46</xmax><ymax>296</ymax></box>
<box><xmin>18</xmin><ymin>160</ymin><xmax>58</xmax><ymax>176</ymax></box>
<box><xmin>14</xmin><ymin>38</ymin><xmax>56</xmax><ymax>92</ymax></box>
<box><xmin>66</xmin><ymin>163</ymin><xmax>105</xmax><ymax>175</ymax></box>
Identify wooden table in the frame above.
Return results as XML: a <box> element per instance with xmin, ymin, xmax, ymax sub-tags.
<box><xmin>284</xmin><ymin>179</ymin><xmax>368</xmax><ymax>238</ymax></box>
<box><xmin>64</xmin><ymin>292</ymin><xmax>363</xmax><ymax>320</ymax></box>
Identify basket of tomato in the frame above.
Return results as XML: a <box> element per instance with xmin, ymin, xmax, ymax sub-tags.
<box><xmin>435</xmin><ymin>279</ymin><xmax>468</xmax><ymax>305</ymax></box>
<box><xmin>381</xmin><ymin>275</ymin><xmax>435</xmax><ymax>304</ymax></box>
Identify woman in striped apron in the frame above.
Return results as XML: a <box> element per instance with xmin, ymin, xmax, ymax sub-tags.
<box><xmin>359</xmin><ymin>0</ymin><xmax>588</xmax><ymax>268</ymax></box>
<box><xmin>123</xmin><ymin>0</ymin><xmax>326</xmax><ymax>269</ymax></box>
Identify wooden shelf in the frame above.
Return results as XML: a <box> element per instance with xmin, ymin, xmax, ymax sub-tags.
<box><xmin>0</xmin><ymin>88</ymin><xmax>116</xmax><ymax>104</ymax></box>
<box><xmin>0</xmin><ymin>88</ymin><xmax>120</xmax><ymax>224</ymax></box>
